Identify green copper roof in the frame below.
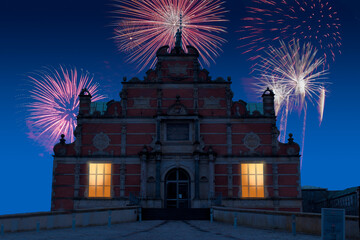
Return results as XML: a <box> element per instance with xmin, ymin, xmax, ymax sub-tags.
<box><xmin>90</xmin><ymin>102</ymin><xmax>107</xmax><ymax>115</ymax></box>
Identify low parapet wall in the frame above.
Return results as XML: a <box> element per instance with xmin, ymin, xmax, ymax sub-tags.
<box><xmin>0</xmin><ymin>206</ymin><xmax>138</xmax><ymax>233</ymax></box>
<box><xmin>213</xmin><ymin>207</ymin><xmax>360</xmax><ymax>239</ymax></box>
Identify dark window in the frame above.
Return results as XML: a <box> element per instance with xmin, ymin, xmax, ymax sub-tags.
<box><xmin>166</xmin><ymin>123</ymin><xmax>189</xmax><ymax>141</ymax></box>
<box><xmin>167</xmin><ymin>171</ymin><xmax>177</xmax><ymax>180</ymax></box>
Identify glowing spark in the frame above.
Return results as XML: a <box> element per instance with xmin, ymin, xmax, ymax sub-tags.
<box><xmin>26</xmin><ymin>66</ymin><xmax>106</xmax><ymax>151</ymax></box>
<box><xmin>112</xmin><ymin>0</ymin><xmax>227</xmax><ymax>70</ymax></box>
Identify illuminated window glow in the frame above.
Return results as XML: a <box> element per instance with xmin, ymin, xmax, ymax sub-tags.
<box><xmin>88</xmin><ymin>163</ymin><xmax>112</xmax><ymax>198</ymax></box>
<box><xmin>241</xmin><ymin>163</ymin><xmax>264</xmax><ymax>198</ymax></box>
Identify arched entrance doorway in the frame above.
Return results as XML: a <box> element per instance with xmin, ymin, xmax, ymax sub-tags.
<box><xmin>165</xmin><ymin>168</ymin><xmax>190</xmax><ymax>208</ymax></box>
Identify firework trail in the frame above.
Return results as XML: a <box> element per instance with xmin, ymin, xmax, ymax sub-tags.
<box><xmin>252</xmin><ymin>39</ymin><xmax>328</xmax><ymax>166</ymax></box>
<box><xmin>26</xmin><ymin>66</ymin><xmax>106</xmax><ymax>151</ymax></box>
<box><xmin>112</xmin><ymin>0</ymin><xmax>227</xmax><ymax>70</ymax></box>
<box><xmin>239</xmin><ymin>0</ymin><xmax>341</xmax><ymax>65</ymax></box>
<box><xmin>318</xmin><ymin>86</ymin><xmax>326</xmax><ymax>124</ymax></box>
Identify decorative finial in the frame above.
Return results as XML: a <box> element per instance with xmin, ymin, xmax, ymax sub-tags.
<box><xmin>288</xmin><ymin>133</ymin><xmax>294</xmax><ymax>144</ymax></box>
<box><xmin>155</xmin><ymin>140</ymin><xmax>162</xmax><ymax>152</ymax></box>
<box><xmin>194</xmin><ymin>140</ymin><xmax>200</xmax><ymax>152</ymax></box>
<box><xmin>60</xmin><ymin>134</ymin><xmax>66</xmax><ymax>144</ymax></box>
<box><xmin>142</xmin><ymin>145</ymin><xmax>148</xmax><ymax>153</ymax></box>
<box><xmin>123</xmin><ymin>76</ymin><xmax>127</xmax><ymax>82</ymax></box>
<box><xmin>175</xmin><ymin>14</ymin><xmax>183</xmax><ymax>48</ymax></box>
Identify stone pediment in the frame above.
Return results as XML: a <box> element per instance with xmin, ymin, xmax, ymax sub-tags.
<box><xmin>167</xmin><ymin>103</ymin><xmax>188</xmax><ymax>115</ymax></box>
<box><xmin>167</xmin><ymin>96</ymin><xmax>188</xmax><ymax>115</ymax></box>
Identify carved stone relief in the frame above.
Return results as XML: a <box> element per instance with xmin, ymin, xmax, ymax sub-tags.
<box><xmin>93</xmin><ymin>132</ymin><xmax>110</xmax><ymax>151</ymax></box>
<box><xmin>244</xmin><ymin>132</ymin><xmax>260</xmax><ymax>151</ymax></box>
<box><xmin>287</xmin><ymin>147</ymin><xmax>296</xmax><ymax>155</ymax></box>
<box><xmin>168</xmin><ymin>63</ymin><xmax>187</xmax><ymax>76</ymax></box>
<box><xmin>133</xmin><ymin>97</ymin><xmax>150</xmax><ymax>108</ymax></box>
<box><xmin>203</xmin><ymin>96</ymin><xmax>221</xmax><ymax>109</ymax></box>
<box><xmin>167</xmin><ymin>104</ymin><xmax>187</xmax><ymax>115</ymax></box>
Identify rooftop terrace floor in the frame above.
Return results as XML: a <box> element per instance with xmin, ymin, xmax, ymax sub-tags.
<box><xmin>2</xmin><ymin>220</ymin><xmax>320</xmax><ymax>240</ymax></box>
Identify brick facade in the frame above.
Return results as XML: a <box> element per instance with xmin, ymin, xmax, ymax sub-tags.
<box><xmin>52</xmin><ymin>44</ymin><xmax>302</xmax><ymax>211</ymax></box>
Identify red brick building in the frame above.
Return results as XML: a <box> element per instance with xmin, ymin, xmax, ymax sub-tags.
<box><xmin>52</xmin><ymin>43</ymin><xmax>302</xmax><ymax>211</ymax></box>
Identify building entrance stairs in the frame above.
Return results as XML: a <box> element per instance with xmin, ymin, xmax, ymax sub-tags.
<box><xmin>142</xmin><ymin>208</ymin><xmax>210</xmax><ymax>220</ymax></box>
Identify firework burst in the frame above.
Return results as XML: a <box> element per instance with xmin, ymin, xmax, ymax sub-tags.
<box><xmin>112</xmin><ymin>0</ymin><xmax>227</xmax><ymax>70</ymax></box>
<box><xmin>239</xmin><ymin>0</ymin><xmax>341</xmax><ymax>64</ymax></box>
<box><xmin>26</xmin><ymin>66</ymin><xmax>106</xmax><ymax>150</ymax></box>
<box><xmin>252</xmin><ymin>39</ymin><xmax>328</xmax><ymax>166</ymax></box>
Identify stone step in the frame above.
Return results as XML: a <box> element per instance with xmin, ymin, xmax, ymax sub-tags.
<box><xmin>142</xmin><ymin>208</ymin><xmax>210</xmax><ymax>220</ymax></box>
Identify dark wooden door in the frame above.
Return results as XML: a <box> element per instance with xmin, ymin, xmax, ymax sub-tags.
<box><xmin>165</xmin><ymin>168</ymin><xmax>190</xmax><ymax>208</ymax></box>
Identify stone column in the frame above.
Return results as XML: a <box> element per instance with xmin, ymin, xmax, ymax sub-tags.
<box><xmin>120</xmin><ymin>89</ymin><xmax>127</xmax><ymax>117</ymax></box>
<box><xmin>194</xmin><ymin>154</ymin><xmax>200</xmax><ymax>199</ymax></box>
<box><xmin>155</xmin><ymin>154</ymin><xmax>161</xmax><ymax>199</ymax></box>
<box><xmin>194</xmin><ymin>87</ymin><xmax>199</xmax><ymax>114</ymax></box>
<box><xmin>272</xmin><ymin>163</ymin><xmax>279</xmax><ymax>210</ymax></box>
<box><xmin>120</xmin><ymin>125</ymin><xmax>126</xmax><ymax>197</ymax></box>
<box><xmin>272</xmin><ymin>163</ymin><xmax>279</xmax><ymax>197</ymax></box>
<box><xmin>74</xmin><ymin>124</ymin><xmax>82</xmax><ymax>156</ymax></box>
<box><xmin>226</xmin><ymin>124</ymin><xmax>233</xmax><ymax>197</ymax></box>
<box><xmin>226</xmin><ymin>123</ymin><xmax>232</xmax><ymax>155</ymax></box>
<box><xmin>121</xmin><ymin>125</ymin><xmax>126</xmax><ymax>156</ymax></box>
<box><xmin>139</xmin><ymin>146</ymin><xmax>148</xmax><ymax>198</ymax></box>
<box><xmin>208</xmin><ymin>147</ymin><xmax>215</xmax><ymax>196</ymax></box>
<box><xmin>157</xmin><ymin>88</ymin><xmax>162</xmax><ymax>115</ymax></box>
<box><xmin>156</xmin><ymin>118</ymin><xmax>161</xmax><ymax>142</ymax></box>
<box><xmin>195</xmin><ymin>118</ymin><xmax>200</xmax><ymax>142</ymax></box>
<box><xmin>271</xmin><ymin>126</ymin><xmax>279</xmax><ymax>154</ymax></box>
<box><xmin>225</xmin><ymin>86</ymin><xmax>233</xmax><ymax>117</ymax></box>
<box><xmin>74</xmin><ymin>161</ymin><xmax>80</xmax><ymax>198</ymax></box>
<box><xmin>227</xmin><ymin>164</ymin><xmax>233</xmax><ymax>198</ymax></box>
<box><xmin>120</xmin><ymin>161</ymin><xmax>125</xmax><ymax>197</ymax></box>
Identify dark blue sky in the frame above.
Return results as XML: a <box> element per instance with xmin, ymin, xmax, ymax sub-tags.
<box><xmin>0</xmin><ymin>0</ymin><xmax>359</xmax><ymax>214</ymax></box>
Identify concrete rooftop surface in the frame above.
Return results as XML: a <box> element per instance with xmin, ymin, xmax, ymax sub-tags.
<box><xmin>1</xmin><ymin>220</ymin><xmax>320</xmax><ymax>240</ymax></box>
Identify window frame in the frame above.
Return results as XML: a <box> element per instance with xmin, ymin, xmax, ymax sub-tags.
<box><xmin>87</xmin><ymin>163</ymin><xmax>112</xmax><ymax>198</ymax></box>
<box><xmin>241</xmin><ymin>163</ymin><xmax>265</xmax><ymax>198</ymax></box>
<box><xmin>163</xmin><ymin>121</ymin><xmax>193</xmax><ymax>143</ymax></box>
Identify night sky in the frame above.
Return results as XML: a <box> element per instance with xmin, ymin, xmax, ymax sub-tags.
<box><xmin>0</xmin><ymin>0</ymin><xmax>359</xmax><ymax>214</ymax></box>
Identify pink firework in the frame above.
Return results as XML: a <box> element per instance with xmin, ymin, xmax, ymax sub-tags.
<box><xmin>239</xmin><ymin>0</ymin><xmax>341</xmax><ymax>65</ymax></box>
<box><xmin>112</xmin><ymin>0</ymin><xmax>227</xmax><ymax>70</ymax></box>
<box><xmin>26</xmin><ymin>66</ymin><xmax>106</xmax><ymax>150</ymax></box>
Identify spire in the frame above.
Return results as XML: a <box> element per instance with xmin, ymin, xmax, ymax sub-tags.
<box><xmin>175</xmin><ymin>14</ymin><xmax>183</xmax><ymax>49</ymax></box>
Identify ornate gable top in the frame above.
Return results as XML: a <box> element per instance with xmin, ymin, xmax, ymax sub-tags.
<box><xmin>167</xmin><ymin>95</ymin><xmax>188</xmax><ymax>115</ymax></box>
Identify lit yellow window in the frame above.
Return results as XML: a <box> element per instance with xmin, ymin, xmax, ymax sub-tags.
<box><xmin>88</xmin><ymin>163</ymin><xmax>112</xmax><ymax>198</ymax></box>
<box><xmin>241</xmin><ymin>163</ymin><xmax>264</xmax><ymax>198</ymax></box>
